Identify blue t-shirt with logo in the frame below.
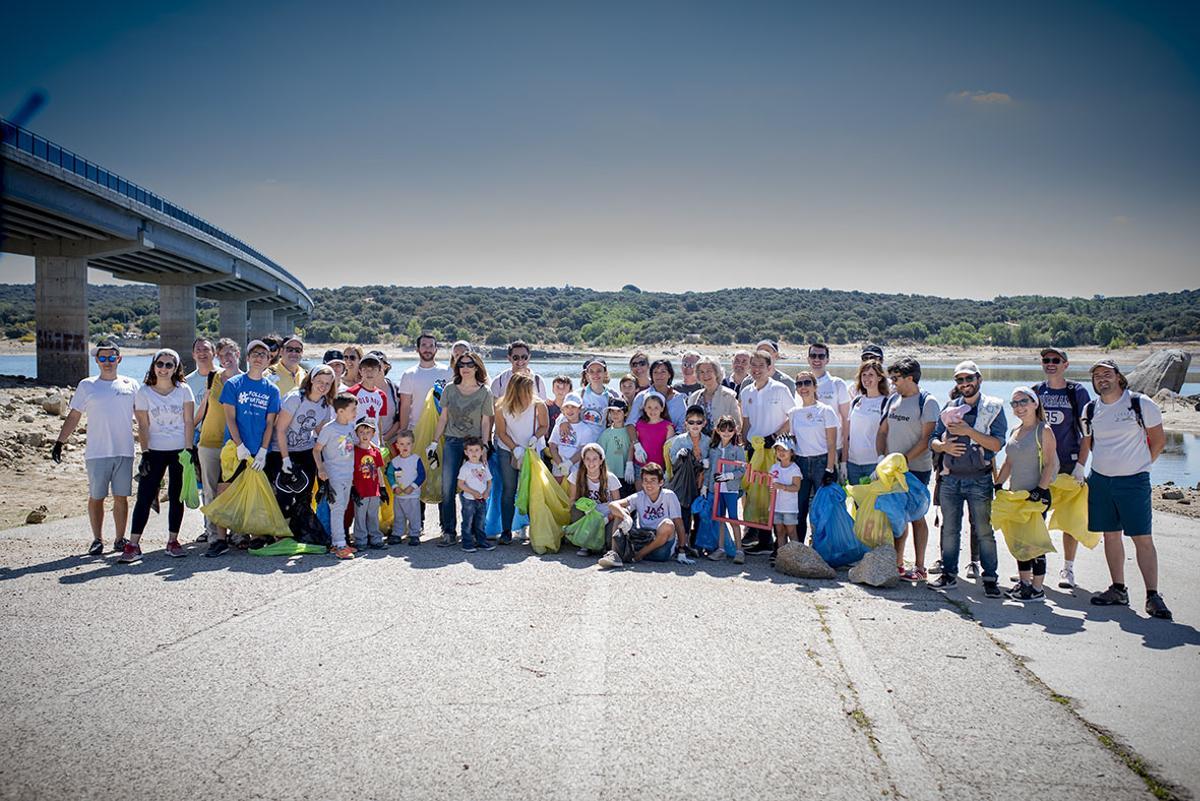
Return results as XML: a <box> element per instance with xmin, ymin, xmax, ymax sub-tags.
<box><xmin>219</xmin><ymin>373</ymin><xmax>282</xmax><ymax>453</ymax></box>
<box><xmin>1035</xmin><ymin>382</ymin><xmax>1091</xmax><ymax>468</ymax></box>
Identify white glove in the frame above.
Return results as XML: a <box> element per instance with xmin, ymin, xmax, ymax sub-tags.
<box><xmin>633</xmin><ymin>443</ymin><xmax>647</xmax><ymax>463</ymax></box>
<box><xmin>716</xmin><ymin>471</ymin><xmax>737</xmax><ymax>484</ymax></box>
<box><xmin>675</xmin><ymin>551</ymin><xmax>696</xmax><ymax>565</ymax></box>
<box><xmin>513</xmin><ymin>445</ymin><xmax>526</xmax><ymax>461</ymax></box>
<box><xmin>553</xmin><ymin>461</ymin><xmax>571</xmax><ymax>478</ymax></box>
<box><xmin>838</xmin><ymin>462</ymin><xmax>848</xmax><ymax>484</ymax></box>
<box><xmin>617</xmin><ymin>516</ymin><xmax>632</xmax><ymax>534</ymax></box>
<box><xmin>281</xmin><ymin>456</ymin><xmax>293</xmax><ymax>474</ymax></box>
<box><xmin>1072</xmin><ymin>463</ymin><xmax>1087</xmax><ymax>484</ymax></box>
<box><xmin>677</xmin><ymin>446</ymin><xmax>690</xmax><ymax>457</ymax></box>
<box><xmin>526</xmin><ymin>437</ymin><xmax>539</xmax><ymax>449</ymax></box>
<box><xmin>425</xmin><ymin>442</ymin><xmax>439</xmax><ymax>466</ymax></box>
<box><xmin>623</xmin><ymin>462</ymin><xmax>635</xmax><ymax>484</ymax></box>
<box><xmin>702</xmin><ymin>458</ymin><xmax>710</xmax><ymax>469</ymax></box>
<box><xmin>251</xmin><ymin>451</ymin><xmax>267</xmax><ymax>471</ymax></box>
<box><xmin>236</xmin><ymin>443</ymin><xmax>252</xmax><ymax>461</ymax></box>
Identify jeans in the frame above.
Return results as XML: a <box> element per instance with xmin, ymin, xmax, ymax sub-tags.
<box><xmin>497</xmin><ymin>447</ymin><xmax>520</xmax><ymax>534</ymax></box>
<box><xmin>461</xmin><ymin>496</ymin><xmax>487</xmax><ymax>548</ymax></box>
<box><xmin>939</xmin><ymin>475</ymin><xmax>998</xmax><ymax>580</ymax></box>
<box><xmin>794</xmin><ymin>454</ymin><xmax>827</xmax><ymax>542</ymax></box>
<box><xmin>438</xmin><ymin>436</ymin><xmax>466</xmax><ymax>535</ymax></box>
<box><xmin>847</xmin><ymin>462</ymin><xmax>876</xmax><ymax>486</ymax></box>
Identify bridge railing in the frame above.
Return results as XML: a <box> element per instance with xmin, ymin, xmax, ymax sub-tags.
<box><xmin>1</xmin><ymin>118</ymin><xmax>309</xmax><ymax>304</ymax></box>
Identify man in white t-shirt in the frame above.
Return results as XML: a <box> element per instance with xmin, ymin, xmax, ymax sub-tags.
<box><xmin>51</xmin><ymin>342</ymin><xmax>140</xmax><ymax>556</ymax></box>
<box><xmin>491</xmin><ymin>339</ymin><xmax>549</xmax><ymax>401</ymax></box>
<box><xmin>739</xmin><ymin>349</ymin><xmax>793</xmax><ymax>443</ymax></box>
<box><xmin>184</xmin><ymin>337</ymin><xmax>215</xmax><ymax>441</ymax></box>
<box><xmin>807</xmin><ymin>342</ymin><xmax>851</xmax><ymax>482</ymax></box>
<box><xmin>1082</xmin><ymin>360</ymin><xmax>1171</xmax><ymax>619</ymax></box>
<box><xmin>398</xmin><ymin>333</ymin><xmax>450</xmax><ymax>432</ymax></box>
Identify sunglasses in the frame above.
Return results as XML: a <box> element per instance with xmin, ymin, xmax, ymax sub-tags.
<box><xmin>1011</xmin><ymin>398</ymin><xmax>1033</xmax><ymax>407</ymax></box>
<box><xmin>154</xmin><ymin>361</ymin><xmax>176</xmax><ymax>369</ymax></box>
<box><xmin>808</xmin><ymin>353</ymin><xmax>828</xmax><ymax>361</ymax></box>
<box><xmin>1042</xmin><ymin>357</ymin><xmax>1063</xmax><ymax>365</ymax></box>
<box><xmin>458</xmin><ymin>361</ymin><xmax>477</xmax><ymax>369</ymax></box>
<box><xmin>686</xmin><ymin>419</ymin><xmax>705</xmax><ymax>426</ymax></box>
<box><xmin>248</xmin><ymin>349</ymin><xmax>270</xmax><ymax>358</ymax></box>
<box><xmin>631</xmin><ymin>360</ymin><xmax>648</xmax><ymax>368</ymax></box>
<box><xmin>96</xmin><ymin>354</ymin><xmax>119</xmax><ymax>363</ymax></box>
<box><xmin>954</xmin><ymin>375</ymin><xmax>977</xmax><ymax>384</ymax></box>
<box><xmin>345</xmin><ymin>354</ymin><xmax>359</xmax><ymax>361</ymax></box>
<box><xmin>284</xmin><ymin>346</ymin><xmax>303</xmax><ymax>354</ymax></box>
<box><xmin>861</xmin><ymin>353</ymin><xmax>881</xmax><ymax>361</ymax></box>
<box><xmin>796</xmin><ymin>379</ymin><xmax>815</xmax><ymax>387</ymax></box>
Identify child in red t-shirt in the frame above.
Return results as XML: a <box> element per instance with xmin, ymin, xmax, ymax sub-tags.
<box><xmin>351</xmin><ymin>417</ymin><xmax>386</xmax><ymax>550</ymax></box>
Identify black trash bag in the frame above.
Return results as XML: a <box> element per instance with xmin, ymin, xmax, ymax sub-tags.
<box><xmin>666</xmin><ymin>450</ymin><xmax>701</xmax><ymax>513</ymax></box>
<box><xmin>289</xmin><ymin>502</ymin><xmax>331</xmax><ymax>548</ymax></box>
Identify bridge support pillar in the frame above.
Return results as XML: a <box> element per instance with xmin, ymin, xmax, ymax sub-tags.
<box><xmin>273</xmin><ymin>310</ymin><xmax>293</xmax><ymax>337</ymax></box>
<box><xmin>35</xmin><ymin>256</ymin><xmax>90</xmax><ymax>385</ymax></box>
<box><xmin>218</xmin><ymin>299</ymin><xmax>248</xmax><ymax>346</ymax></box>
<box><xmin>248</xmin><ymin>308</ymin><xmax>274</xmax><ymax>339</ymax></box>
<box><xmin>158</xmin><ymin>285</ymin><xmax>197</xmax><ymax>372</ymax></box>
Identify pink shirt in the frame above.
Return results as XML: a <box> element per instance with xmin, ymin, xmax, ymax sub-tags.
<box><xmin>635</xmin><ymin>419</ymin><xmax>672</xmax><ymax>468</ymax></box>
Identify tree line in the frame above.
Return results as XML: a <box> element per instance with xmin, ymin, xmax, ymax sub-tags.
<box><xmin>1</xmin><ymin>283</ymin><xmax>1197</xmax><ymax>350</ymax></box>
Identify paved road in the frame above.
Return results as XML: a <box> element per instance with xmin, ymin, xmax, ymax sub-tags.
<box><xmin>0</xmin><ymin>506</ymin><xmax>1190</xmax><ymax>801</ymax></box>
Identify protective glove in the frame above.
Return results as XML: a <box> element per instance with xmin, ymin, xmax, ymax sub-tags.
<box><xmin>715</xmin><ymin>471</ymin><xmax>736</xmax><ymax>484</ymax></box>
<box><xmin>552</xmin><ymin>461</ymin><xmax>571</xmax><ymax>478</ymax></box>
<box><xmin>236</xmin><ymin>443</ymin><xmax>252</xmax><ymax>461</ymax></box>
<box><xmin>1072</xmin><ymin>463</ymin><xmax>1087</xmax><ymax>484</ymax></box>
<box><xmin>51</xmin><ymin>441</ymin><xmax>64</xmax><ymax>464</ymax></box>
<box><xmin>701</xmin><ymin>458</ymin><xmax>710</xmax><ymax>469</ymax></box>
<box><xmin>675</xmin><ymin>551</ymin><xmax>696</xmax><ymax>565</ymax></box>
<box><xmin>281</xmin><ymin>456</ymin><xmax>294</xmax><ymax>474</ymax></box>
<box><xmin>1027</xmin><ymin>486</ymin><xmax>1052</xmax><ymax>510</ymax></box>
<box><xmin>633</xmin><ymin>442</ymin><xmax>647</xmax><ymax>463</ymax></box>
<box><xmin>700</xmin><ymin>484</ymin><xmax>709</xmax><ymax>497</ymax></box>
<box><xmin>838</xmin><ymin>462</ymin><xmax>848</xmax><ymax>484</ymax></box>
<box><xmin>425</xmin><ymin>442</ymin><xmax>440</xmax><ymax>468</ymax></box>
<box><xmin>677</xmin><ymin>446</ymin><xmax>690</xmax><ymax>458</ymax></box>
<box><xmin>513</xmin><ymin>445</ymin><xmax>526</xmax><ymax>462</ymax></box>
<box><xmin>526</xmin><ymin>437</ymin><xmax>539</xmax><ymax>449</ymax></box>
<box><xmin>251</xmin><ymin>450</ymin><xmax>267</xmax><ymax>471</ymax></box>
<box><xmin>821</xmin><ymin>468</ymin><xmax>836</xmax><ymax>487</ymax></box>
<box><xmin>623</xmin><ymin>462</ymin><xmax>635</xmax><ymax>484</ymax></box>
<box><xmin>617</xmin><ymin>516</ymin><xmax>632</xmax><ymax>534</ymax></box>
<box><xmin>137</xmin><ymin>453</ymin><xmax>152</xmax><ymax>479</ymax></box>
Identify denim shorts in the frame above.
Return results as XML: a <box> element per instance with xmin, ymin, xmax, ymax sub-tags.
<box><xmin>1087</xmin><ymin>471</ymin><xmax>1152</xmax><ymax>536</ymax></box>
<box><xmin>847</xmin><ymin>462</ymin><xmax>876</xmax><ymax>485</ymax></box>
<box><xmin>774</xmin><ymin>511</ymin><xmax>800</xmax><ymax>525</ymax></box>
<box><xmin>86</xmin><ymin>456</ymin><xmax>134</xmax><ymax>499</ymax></box>
<box><xmin>642</xmin><ymin>536</ymin><xmax>677</xmax><ymax>562</ymax></box>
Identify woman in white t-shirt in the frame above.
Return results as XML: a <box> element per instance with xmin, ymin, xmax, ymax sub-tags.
<box><xmin>567</xmin><ymin>443</ymin><xmax>624</xmax><ymax>556</ymax></box>
<box><xmin>782</xmin><ymin>370</ymin><xmax>839</xmax><ymax>546</ymax></box>
<box><xmin>846</xmin><ymin>360</ymin><xmax>889</xmax><ymax>485</ymax></box>
<box><xmin>494</xmin><ymin>372</ymin><xmax>549</xmax><ymax>544</ymax></box>
<box><xmin>125</xmin><ymin>348</ymin><xmax>196</xmax><ymax>563</ymax></box>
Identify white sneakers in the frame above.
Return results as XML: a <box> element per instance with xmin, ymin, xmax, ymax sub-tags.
<box><xmin>598</xmin><ymin>550</ymin><xmax>623</xmax><ymax>569</ymax></box>
<box><xmin>1058</xmin><ymin>567</ymin><xmax>1076</xmax><ymax>589</ymax></box>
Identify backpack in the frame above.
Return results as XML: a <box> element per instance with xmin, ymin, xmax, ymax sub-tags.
<box><xmin>1034</xmin><ymin>380</ymin><xmax>1085</xmax><ymax>436</ymax></box>
<box><xmin>1081</xmin><ymin>393</ymin><xmax>1145</xmax><ymax>438</ymax></box>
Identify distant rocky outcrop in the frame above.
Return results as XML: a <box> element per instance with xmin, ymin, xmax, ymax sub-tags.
<box><xmin>1127</xmin><ymin>349</ymin><xmax>1191</xmax><ymax>395</ymax></box>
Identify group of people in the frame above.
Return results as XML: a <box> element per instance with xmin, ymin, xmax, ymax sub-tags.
<box><xmin>51</xmin><ymin>332</ymin><xmax>1173</xmax><ymax>621</ymax></box>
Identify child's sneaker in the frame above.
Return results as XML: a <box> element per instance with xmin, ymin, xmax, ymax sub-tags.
<box><xmin>166</xmin><ymin>541</ymin><xmax>187</xmax><ymax>558</ymax></box>
<box><xmin>1058</xmin><ymin>567</ymin><xmax>1076</xmax><ymax>589</ymax></box>
<box><xmin>333</xmin><ymin>546</ymin><xmax>355</xmax><ymax>560</ymax></box>
<box><xmin>368</xmin><ymin>541</ymin><xmax>387</xmax><ymax>550</ymax></box>
<box><xmin>576</xmin><ymin>548</ymin><xmax>591</xmax><ymax>557</ymax></box>
<box><xmin>733</xmin><ymin>549</ymin><xmax>745</xmax><ymax>565</ymax></box>
<box><xmin>117</xmin><ymin>542</ymin><xmax>142</xmax><ymax>564</ymax></box>
<box><xmin>407</xmin><ymin>536</ymin><xmax>421</xmax><ymax>546</ymax></box>
<box><xmin>597</xmin><ymin>550</ymin><xmax>623</xmax><ymax>569</ymax></box>
<box><xmin>707</xmin><ymin>549</ymin><xmax>726</xmax><ymax>561</ymax></box>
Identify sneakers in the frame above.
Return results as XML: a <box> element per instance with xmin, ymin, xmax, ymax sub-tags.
<box><xmin>1006</xmin><ymin>582</ymin><xmax>1045</xmax><ymax>602</ymax></box>
<box><xmin>479</xmin><ymin>541</ymin><xmax>497</xmax><ymax>552</ymax></box>
<box><xmin>462</xmin><ymin>545</ymin><xmax>478</xmax><ymax>553</ymax></box>
<box><xmin>1058</xmin><ymin>567</ymin><xmax>1076</xmax><ymax>589</ymax></box>
<box><xmin>597</xmin><ymin>550</ymin><xmax>623</xmax><ymax>569</ymax></box>
<box><xmin>707</xmin><ymin>549</ymin><xmax>726</xmax><ymax>561</ymax></box>
<box><xmin>204</xmin><ymin>538</ymin><xmax>230</xmax><ymax>558</ymax></box>
<box><xmin>983</xmin><ymin>581</ymin><xmax>1002</xmax><ymax>598</ymax></box>
<box><xmin>87</xmin><ymin>539</ymin><xmax>104</xmax><ymax>556</ymax></box>
<box><xmin>117</xmin><ymin>542</ymin><xmax>142</xmax><ymax>564</ymax></box>
<box><xmin>407</xmin><ymin>536</ymin><xmax>421</xmax><ymax>546</ymax></box>
<box><xmin>112</xmin><ymin>537</ymin><xmax>128</xmax><ymax>553</ymax></box>
<box><xmin>385</xmin><ymin>535</ymin><xmax>404</xmax><ymax>546</ymax></box>
<box><xmin>166</xmin><ymin>541</ymin><xmax>187</xmax><ymax>558</ymax></box>
<box><xmin>333</xmin><ymin>546</ymin><xmax>355</xmax><ymax>560</ymax></box>
<box><xmin>368</xmin><ymin>541</ymin><xmax>387</xmax><ymax>550</ymax></box>
<box><xmin>675</xmin><ymin>551</ymin><xmax>696</xmax><ymax>565</ymax></box>
<box><xmin>929</xmin><ymin>574</ymin><xmax>957</xmax><ymax>590</ymax></box>
<box><xmin>576</xmin><ymin>548</ymin><xmax>591</xmax><ymax>557</ymax></box>
<box><xmin>965</xmin><ymin>562</ymin><xmax>981</xmax><ymax>579</ymax></box>
<box><xmin>733</xmin><ymin>549</ymin><xmax>745</xmax><ymax>565</ymax></box>
<box><xmin>437</xmin><ymin>533</ymin><xmax>454</xmax><ymax>548</ymax></box>
<box><xmin>746</xmin><ymin>540</ymin><xmax>775</xmax><ymax>555</ymax></box>
<box><xmin>930</xmin><ymin>559</ymin><xmax>943</xmax><ymax>574</ymax></box>
<box><xmin>1145</xmin><ymin>593</ymin><xmax>1173</xmax><ymax>620</ymax></box>
<box><xmin>1091</xmin><ymin>584</ymin><xmax>1130</xmax><ymax>606</ymax></box>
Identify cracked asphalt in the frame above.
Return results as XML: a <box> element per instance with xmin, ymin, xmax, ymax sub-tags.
<box><xmin>1</xmin><ymin>507</ymin><xmax>1193</xmax><ymax>801</ymax></box>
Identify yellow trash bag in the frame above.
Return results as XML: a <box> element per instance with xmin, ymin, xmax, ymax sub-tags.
<box><xmin>743</xmin><ymin>437</ymin><xmax>775</xmax><ymax>525</ymax></box>
<box><xmin>1048</xmin><ymin>474</ymin><xmax>1100</xmax><ymax>549</ymax></box>
<box><xmin>991</xmin><ymin>489</ymin><xmax>1057</xmax><ymax>561</ymax></box>
<box><xmin>873</xmin><ymin>452</ymin><xmax>910</xmax><ymax>493</ymax></box>
<box><xmin>846</xmin><ymin>481</ymin><xmax>894</xmax><ymax>548</ymax></box>
<box><xmin>220</xmin><ymin>440</ymin><xmax>241</xmax><ymax>482</ymax></box>
<box><xmin>201</xmin><ymin>464</ymin><xmax>291</xmax><ymax>537</ymax></box>
<box><xmin>522</xmin><ymin>448</ymin><xmax>570</xmax><ymax>554</ymax></box>
<box><xmin>413</xmin><ymin>387</ymin><xmax>444</xmax><ymax>504</ymax></box>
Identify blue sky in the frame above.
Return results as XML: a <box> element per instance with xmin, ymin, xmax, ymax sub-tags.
<box><xmin>2</xmin><ymin>0</ymin><xmax>1198</xmax><ymax>299</ymax></box>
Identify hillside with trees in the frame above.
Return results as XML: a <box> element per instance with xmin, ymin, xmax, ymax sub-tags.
<box><xmin>1</xmin><ymin>283</ymin><xmax>1198</xmax><ymax>349</ymax></box>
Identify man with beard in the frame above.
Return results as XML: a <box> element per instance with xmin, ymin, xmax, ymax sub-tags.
<box><xmin>928</xmin><ymin>360</ymin><xmax>1007</xmax><ymax>596</ymax></box>
<box><xmin>398</xmin><ymin>333</ymin><xmax>451</xmax><ymax>432</ymax></box>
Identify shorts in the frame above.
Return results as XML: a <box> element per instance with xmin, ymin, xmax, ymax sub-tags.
<box><xmin>87</xmin><ymin>456</ymin><xmax>134</xmax><ymax>499</ymax></box>
<box><xmin>642</xmin><ymin>536</ymin><xmax>677</xmax><ymax>562</ymax></box>
<box><xmin>909</xmin><ymin>469</ymin><xmax>932</xmax><ymax>487</ymax></box>
<box><xmin>774</xmin><ymin>511</ymin><xmax>800</xmax><ymax>525</ymax></box>
<box><xmin>1087</xmin><ymin>471</ymin><xmax>1152</xmax><ymax>536</ymax></box>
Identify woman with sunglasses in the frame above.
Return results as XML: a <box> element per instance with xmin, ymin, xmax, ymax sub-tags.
<box><xmin>122</xmin><ymin>349</ymin><xmax>196</xmax><ymax>563</ymax></box>
<box><xmin>342</xmin><ymin>344</ymin><xmax>364</xmax><ymax>387</ymax></box>
<box><xmin>430</xmin><ymin>351</ymin><xmax>493</xmax><ymax>545</ymax></box>
<box><xmin>783</xmin><ymin>370</ymin><xmax>839</xmax><ymax>546</ymax></box>
<box><xmin>627</xmin><ymin>352</ymin><xmax>653</xmax><ymax>393</ymax></box>
<box><xmin>994</xmin><ymin>387</ymin><xmax>1059</xmax><ymax>602</ymax></box>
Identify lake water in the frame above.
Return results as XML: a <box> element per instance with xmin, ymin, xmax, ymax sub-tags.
<box><xmin>3</xmin><ymin>354</ymin><xmax>1197</xmax><ymax>487</ymax></box>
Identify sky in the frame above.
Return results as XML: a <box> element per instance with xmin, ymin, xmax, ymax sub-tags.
<box><xmin>2</xmin><ymin>0</ymin><xmax>1198</xmax><ymax>299</ymax></box>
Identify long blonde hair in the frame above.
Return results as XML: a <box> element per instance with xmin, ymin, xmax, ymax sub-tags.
<box><xmin>499</xmin><ymin>372</ymin><xmax>534</xmax><ymax>416</ymax></box>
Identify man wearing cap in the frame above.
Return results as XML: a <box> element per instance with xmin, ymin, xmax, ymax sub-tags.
<box><xmin>928</xmin><ymin>360</ymin><xmax>1007</xmax><ymax>594</ymax></box>
<box><xmin>1082</xmin><ymin>360</ymin><xmax>1171</xmax><ymax>619</ymax></box>
<box><xmin>491</xmin><ymin>340</ymin><xmax>549</xmax><ymax>401</ymax></box>
<box><xmin>51</xmin><ymin>342</ymin><xmax>140</xmax><ymax>556</ymax></box>
<box><xmin>266</xmin><ymin>335</ymin><xmax>307</xmax><ymax>396</ymax></box>
<box><xmin>861</xmin><ymin>343</ymin><xmax>884</xmax><ymax>363</ymax></box>
<box><xmin>739</xmin><ymin>340</ymin><xmax>796</xmax><ymax>394</ymax></box>
<box><xmin>346</xmin><ymin>352</ymin><xmax>389</xmax><ymax>446</ymax></box>
<box><xmin>1034</xmin><ymin>347</ymin><xmax>1093</xmax><ymax>588</ymax></box>
<box><xmin>207</xmin><ymin>339</ymin><xmax>281</xmax><ymax>556</ymax></box>
<box><xmin>398</xmin><ymin>334</ymin><xmax>450</xmax><ymax>433</ymax></box>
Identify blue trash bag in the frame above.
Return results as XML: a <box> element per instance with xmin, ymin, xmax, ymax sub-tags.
<box><xmin>810</xmin><ymin>484</ymin><xmax>869</xmax><ymax>567</ymax></box>
<box><xmin>691</xmin><ymin>493</ymin><xmax>736</xmax><ymax>556</ymax></box>
<box><xmin>876</xmin><ymin>490</ymin><xmax>909</xmax><ymax>537</ymax></box>
<box><xmin>904</xmin><ymin>472</ymin><xmax>931</xmax><ymax>522</ymax></box>
<box><xmin>484</xmin><ymin>448</ymin><xmax>529</xmax><ymax>536</ymax></box>
<box><xmin>316</xmin><ymin>496</ymin><xmax>331</xmax><ymax>535</ymax></box>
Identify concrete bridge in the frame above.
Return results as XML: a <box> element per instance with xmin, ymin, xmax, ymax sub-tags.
<box><xmin>1</xmin><ymin>118</ymin><xmax>312</xmax><ymax>383</ymax></box>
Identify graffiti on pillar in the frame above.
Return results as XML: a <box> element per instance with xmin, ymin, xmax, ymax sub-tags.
<box><xmin>37</xmin><ymin>330</ymin><xmax>86</xmax><ymax>354</ymax></box>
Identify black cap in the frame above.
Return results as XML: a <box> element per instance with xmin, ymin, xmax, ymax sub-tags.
<box><xmin>367</xmin><ymin>349</ymin><xmax>390</xmax><ymax>366</ymax></box>
<box><xmin>607</xmin><ymin>397</ymin><xmax>628</xmax><ymax>412</ymax></box>
<box><xmin>359</xmin><ymin>353</ymin><xmax>383</xmax><ymax>367</ymax></box>
<box><xmin>583</xmin><ymin>357</ymin><xmax>607</xmax><ymax>370</ymax></box>
<box><xmin>861</xmin><ymin>343</ymin><xmax>884</xmax><ymax>360</ymax></box>
<box><xmin>323</xmin><ymin>349</ymin><xmax>345</xmax><ymax>364</ymax></box>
